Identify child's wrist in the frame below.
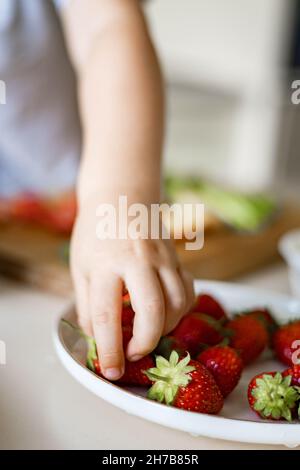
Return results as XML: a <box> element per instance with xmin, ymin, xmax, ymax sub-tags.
<box><xmin>77</xmin><ymin>185</ymin><xmax>160</xmax><ymax>212</ymax></box>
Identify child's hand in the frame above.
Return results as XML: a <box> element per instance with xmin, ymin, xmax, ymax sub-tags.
<box><xmin>70</xmin><ymin>207</ymin><xmax>195</xmax><ymax>381</ymax></box>
<box><xmin>64</xmin><ymin>0</ymin><xmax>192</xmax><ymax>382</ymax></box>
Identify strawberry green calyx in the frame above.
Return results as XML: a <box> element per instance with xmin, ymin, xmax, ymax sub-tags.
<box><xmin>199</xmin><ymin>314</ymin><xmax>233</xmax><ymax>339</ymax></box>
<box><xmin>252</xmin><ymin>373</ymin><xmax>300</xmax><ymax>421</ymax></box>
<box><xmin>86</xmin><ymin>337</ymin><xmax>98</xmax><ymax>372</ymax></box>
<box><xmin>61</xmin><ymin>319</ymin><xmax>97</xmax><ymax>372</ymax></box>
<box><xmin>145</xmin><ymin>351</ymin><xmax>195</xmax><ymax>405</ymax></box>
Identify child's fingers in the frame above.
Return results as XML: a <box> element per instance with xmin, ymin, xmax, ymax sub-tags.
<box><xmin>125</xmin><ymin>265</ymin><xmax>165</xmax><ymax>361</ymax></box>
<box><xmin>90</xmin><ymin>272</ymin><xmax>124</xmax><ymax>381</ymax></box>
<box><xmin>73</xmin><ymin>271</ymin><xmax>93</xmax><ymax>336</ymax></box>
<box><xmin>179</xmin><ymin>268</ymin><xmax>195</xmax><ymax>312</ymax></box>
<box><xmin>158</xmin><ymin>267</ymin><xmax>186</xmax><ymax>335</ymax></box>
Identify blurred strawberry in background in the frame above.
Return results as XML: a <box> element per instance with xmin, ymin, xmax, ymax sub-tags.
<box><xmin>0</xmin><ymin>191</ymin><xmax>77</xmax><ymax>235</ymax></box>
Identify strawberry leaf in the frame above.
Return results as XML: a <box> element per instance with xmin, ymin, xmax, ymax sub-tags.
<box><xmin>146</xmin><ymin>352</ymin><xmax>195</xmax><ymax>405</ymax></box>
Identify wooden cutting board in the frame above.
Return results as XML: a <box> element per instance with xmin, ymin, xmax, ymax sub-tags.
<box><xmin>0</xmin><ymin>203</ymin><xmax>300</xmax><ymax>296</ymax></box>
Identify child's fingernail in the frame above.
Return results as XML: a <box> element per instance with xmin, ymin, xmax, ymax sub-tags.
<box><xmin>129</xmin><ymin>355</ymin><xmax>143</xmax><ymax>362</ymax></box>
<box><xmin>104</xmin><ymin>368</ymin><xmax>122</xmax><ymax>380</ymax></box>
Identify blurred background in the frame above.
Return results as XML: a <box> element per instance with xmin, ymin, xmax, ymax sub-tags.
<box><xmin>1</xmin><ymin>0</ymin><xmax>300</xmax><ymax>291</ymax></box>
<box><xmin>144</xmin><ymin>0</ymin><xmax>298</xmax><ymax>193</ymax></box>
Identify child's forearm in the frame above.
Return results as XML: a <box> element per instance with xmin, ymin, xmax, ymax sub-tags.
<box><xmin>63</xmin><ymin>0</ymin><xmax>164</xmax><ymax>208</ymax></box>
<box><xmin>62</xmin><ymin>2</ymin><xmax>194</xmax><ymax>381</ymax></box>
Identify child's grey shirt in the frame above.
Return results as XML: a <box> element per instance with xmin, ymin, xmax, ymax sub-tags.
<box><xmin>0</xmin><ymin>0</ymin><xmax>81</xmax><ymax>197</ymax></box>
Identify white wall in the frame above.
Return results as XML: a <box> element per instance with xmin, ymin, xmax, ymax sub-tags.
<box><xmin>144</xmin><ymin>0</ymin><xmax>294</xmax><ymax>191</ymax></box>
<box><xmin>145</xmin><ymin>0</ymin><xmax>291</xmax><ymax>92</ymax></box>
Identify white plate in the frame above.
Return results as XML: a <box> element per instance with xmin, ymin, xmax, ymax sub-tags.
<box><xmin>53</xmin><ymin>280</ymin><xmax>300</xmax><ymax>447</ymax></box>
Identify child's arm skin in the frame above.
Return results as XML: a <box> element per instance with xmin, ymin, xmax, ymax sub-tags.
<box><xmin>61</xmin><ymin>0</ymin><xmax>195</xmax><ymax>380</ymax></box>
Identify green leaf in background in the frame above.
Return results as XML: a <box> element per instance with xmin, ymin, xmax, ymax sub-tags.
<box><xmin>164</xmin><ymin>175</ymin><xmax>277</xmax><ymax>232</ymax></box>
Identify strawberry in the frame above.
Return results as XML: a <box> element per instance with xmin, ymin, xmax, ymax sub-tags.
<box><xmin>121</xmin><ymin>293</ymin><xmax>135</xmax><ymax>326</ymax></box>
<box><xmin>243</xmin><ymin>308</ymin><xmax>278</xmax><ymax>341</ymax></box>
<box><xmin>7</xmin><ymin>192</ymin><xmax>77</xmax><ymax>234</ymax></box>
<box><xmin>145</xmin><ymin>351</ymin><xmax>223</xmax><ymax>414</ymax></box>
<box><xmin>171</xmin><ymin>313</ymin><xmax>225</xmax><ymax>357</ymax></box>
<box><xmin>272</xmin><ymin>320</ymin><xmax>300</xmax><ymax>366</ymax></box>
<box><xmin>87</xmin><ymin>338</ymin><xmax>154</xmax><ymax>386</ymax></box>
<box><xmin>190</xmin><ymin>293</ymin><xmax>228</xmax><ymax>322</ymax></box>
<box><xmin>90</xmin><ymin>350</ymin><xmax>154</xmax><ymax>386</ymax></box>
<box><xmin>62</xmin><ymin>319</ymin><xmax>153</xmax><ymax>385</ymax></box>
<box><xmin>197</xmin><ymin>346</ymin><xmax>243</xmax><ymax>397</ymax></box>
<box><xmin>92</xmin><ymin>358</ymin><xmax>101</xmax><ymax>376</ymax></box>
<box><xmin>10</xmin><ymin>193</ymin><xmax>46</xmax><ymax>223</ymax></box>
<box><xmin>246</xmin><ymin>308</ymin><xmax>277</xmax><ymax>330</ymax></box>
<box><xmin>283</xmin><ymin>365</ymin><xmax>300</xmax><ymax>387</ymax></box>
<box><xmin>122</xmin><ymin>324</ymin><xmax>133</xmax><ymax>349</ymax></box>
<box><xmin>41</xmin><ymin>192</ymin><xmax>76</xmax><ymax>234</ymax></box>
<box><xmin>154</xmin><ymin>336</ymin><xmax>186</xmax><ymax>359</ymax></box>
<box><xmin>122</xmin><ymin>307</ymin><xmax>135</xmax><ymax>327</ymax></box>
<box><xmin>227</xmin><ymin>315</ymin><xmax>268</xmax><ymax>365</ymax></box>
<box><xmin>119</xmin><ymin>355</ymin><xmax>154</xmax><ymax>386</ymax></box>
<box><xmin>248</xmin><ymin>372</ymin><xmax>300</xmax><ymax>421</ymax></box>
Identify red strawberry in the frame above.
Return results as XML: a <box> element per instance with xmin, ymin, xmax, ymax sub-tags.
<box><xmin>91</xmin><ymin>357</ymin><xmax>101</xmax><ymax>376</ymax></box>
<box><xmin>197</xmin><ymin>346</ymin><xmax>243</xmax><ymax>397</ymax></box>
<box><xmin>244</xmin><ymin>308</ymin><xmax>278</xmax><ymax>341</ymax></box>
<box><xmin>43</xmin><ymin>193</ymin><xmax>76</xmax><ymax>234</ymax></box>
<box><xmin>122</xmin><ymin>324</ymin><xmax>133</xmax><ymax>349</ymax></box>
<box><xmin>145</xmin><ymin>352</ymin><xmax>223</xmax><ymax>414</ymax></box>
<box><xmin>171</xmin><ymin>313</ymin><xmax>225</xmax><ymax>357</ymax></box>
<box><xmin>93</xmin><ymin>354</ymin><xmax>154</xmax><ymax>386</ymax></box>
<box><xmin>122</xmin><ymin>307</ymin><xmax>135</xmax><ymax>326</ymax></box>
<box><xmin>248</xmin><ymin>372</ymin><xmax>300</xmax><ymax>421</ymax></box>
<box><xmin>90</xmin><ymin>351</ymin><xmax>154</xmax><ymax>386</ymax></box>
<box><xmin>272</xmin><ymin>320</ymin><xmax>300</xmax><ymax>366</ymax></box>
<box><xmin>121</xmin><ymin>293</ymin><xmax>135</xmax><ymax>326</ymax></box>
<box><xmin>10</xmin><ymin>193</ymin><xmax>45</xmax><ymax>223</ymax></box>
<box><xmin>191</xmin><ymin>293</ymin><xmax>228</xmax><ymax>322</ymax></box>
<box><xmin>120</xmin><ymin>324</ymin><xmax>154</xmax><ymax>385</ymax></box>
<box><xmin>122</xmin><ymin>306</ymin><xmax>135</xmax><ymax>327</ymax></box>
<box><xmin>119</xmin><ymin>355</ymin><xmax>154</xmax><ymax>386</ymax></box>
<box><xmin>155</xmin><ymin>336</ymin><xmax>186</xmax><ymax>359</ymax></box>
<box><xmin>89</xmin><ymin>333</ymin><xmax>153</xmax><ymax>386</ymax></box>
<box><xmin>227</xmin><ymin>315</ymin><xmax>268</xmax><ymax>365</ymax></box>
<box><xmin>8</xmin><ymin>192</ymin><xmax>77</xmax><ymax>234</ymax></box>
<box><xmin>62</xmin><ymin>319</ymin><xmax>152</xmax><ymax>386</ymax></box>
<box><xmin>283</xmin><ymin>365</ymin><xmax>300</xmax><ymax>387</ymax></box>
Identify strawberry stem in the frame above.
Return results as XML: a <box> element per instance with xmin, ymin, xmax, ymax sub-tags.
<box><xmin>251</xmin><ymin>373</ymin><xmax>300</xmax><ymax>421</ymax></box>
<box><xmin>145</xmin><ymin>351</ymin><xmax>195</xmax><ymax>405</ymax></box>
<box><xmin>61</xmin><ymin>319</ymin><xmax>97</xmax><ymax>372</ymax></box>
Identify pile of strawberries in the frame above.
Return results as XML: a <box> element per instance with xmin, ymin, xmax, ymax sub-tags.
<box><xmin>0</xmin><ymin>192</ymin><xmax>76</xmax><ymax>234</ymax></box>
<box><xmin>63</xmin><ymin>291</ymin><xmax>300</xmax><ymax>421</ymax></box>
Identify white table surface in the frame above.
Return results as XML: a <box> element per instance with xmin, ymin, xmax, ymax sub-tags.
<box><xmin>0</xmin><ymin>263</ymin><xmax>298</xmax><ymax>450</ymax></box>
